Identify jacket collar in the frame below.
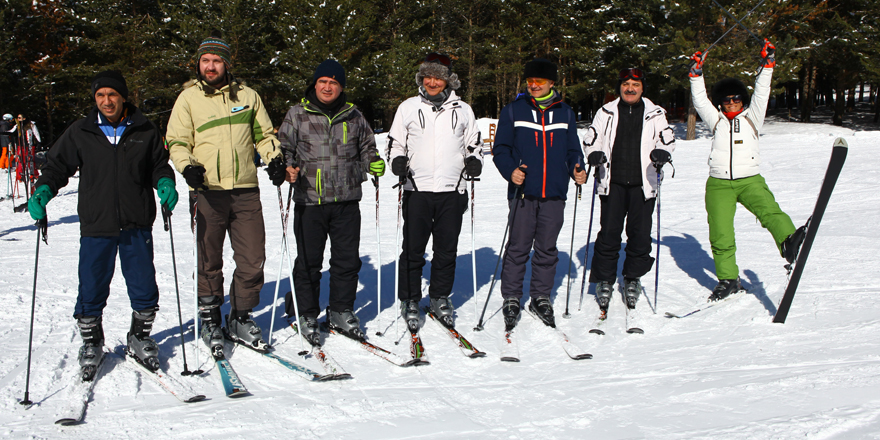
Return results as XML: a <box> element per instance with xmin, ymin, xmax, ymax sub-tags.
<box><xmin>83</xmin><ymin>103</ymin><xmax>146</xmax><ymax>136</ymax></box>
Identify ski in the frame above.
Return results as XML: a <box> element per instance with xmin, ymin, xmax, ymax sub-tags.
<box><xmin>213</xmin><ymin>343</ymin><xmax>249</xmax><ymax>398</ymax></box>
<box><xmin>665</xmin><ymin>289</ymin><xmax>747</xmax><ymax>319</ymax></box>
<box><xmin>774</xmin><ymin>139</ymin><xmax>847</xmax><ymax>323</ymax></box>
<box><xmin>281</xmin><ymin>323</ymin><xmax>352</xmax><ymax>380</ymax></box>
<box><xmin>625</xmin><ymin>306</ymin><xmax>644</xmax><ymax>334</ymax></box>
<box><xmin>589</xmin><ymin>309</ymin><xmax>607</xmax><ymax>335</ymax></box>
<box><xmin>424</xmin><ymin>307</ymin><xmax>486</xmax><ymax>358</ymax></box>
<box><xmin>54</xmin><ymin>349</ymin><xmax>110</xmax><ymax>425</ymax></box>
<box><xmin>109</xmin><ymin>346</ymin><xmax>206</xmax><ymax>403</ymax></box>
<box><xmin>325</xmin><ymin>325</ymin><xmax>424</xmax><ymax>367</ymax></box>
<box><xmin>408</xmin><ymin>330</ymin><xmax>430</xmax><ymax>365</ymax></box>
<box><xmin>525</xmin><ymin>310</ymin><xmax>592</xmax><ymax>360</ymax></box>
<box><xmin>500</xmin><ymin>330</ymin><xmax>520</xmax><ymax>362</ymax></box>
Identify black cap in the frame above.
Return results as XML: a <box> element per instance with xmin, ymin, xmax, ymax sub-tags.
<box><xmin>91</xmin><ymin>70</ymin><xmax>129</xmax><ymax>100</ymax></box>
<box><xmin>312</xmin><ymin>59</ymin><xmax>346</xmax><ymax>89</ymax></box>
<box><xmin>523</xmin><ymin>58</ymin><xmax>557</xmax><ymax>82</ymax></box>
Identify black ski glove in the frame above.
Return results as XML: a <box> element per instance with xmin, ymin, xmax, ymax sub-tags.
<box><xmin>391</xmin><ymin>156</ymin><xmax>409</xmax><ymax>177</ymax></box>
<box><xmin>266</xmin><ymin>157</ymin><xmax>286</xmax><ymax>186</ymax></box>
<box><xmin>650</xmin><ymin>149</ymin><xmax>671</xmax><ymax>170</ymax></box>
<box><xmin>182</xmin><ymin>165</ymin><xmax>208</xmax><ymax>190</ymax></box>
<box><xmin>587</xmin><ymin>151</ymin><xmax>607</xmax><ymax>167</ymax></box>
<box><xmin>464</xmin><ymin>156</ymin><xmax>482</xmax><ymax>177</ymax></box>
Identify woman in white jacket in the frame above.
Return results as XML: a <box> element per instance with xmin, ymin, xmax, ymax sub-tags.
<box><xmin>387</xmin><ymin>53</ymin><xmax>483</xmax><ymax>330</ymax></box>
<box><xmin>689</xmin><ymin>41</ymin><xmax>805</xmax><ymax>301</ymax></box>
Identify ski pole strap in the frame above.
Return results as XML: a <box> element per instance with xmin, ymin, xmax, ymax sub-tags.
<box><xmin>161</xmin><ymin>205</ymin><xmax>172</xmax><ymax>232</ymax></box>
<box><xmin>36</xmin><ymin>218</ymin><xmax>47</xmax><ymax>244</ymax></box>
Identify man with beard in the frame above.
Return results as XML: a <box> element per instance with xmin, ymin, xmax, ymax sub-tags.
<box><xmin>582</xmin><ymin>68</ymin><xmax>675</xmax><ymax>313</ymax></box>
<box><xmin>166</xmin><ymin>32</ymin><xmax>285</xmax><ymax>356</ymax></box>
<box><xmin>278</xmin><ymin>59</ymin><xmax>384</xmax><ymax>345</ymax></box>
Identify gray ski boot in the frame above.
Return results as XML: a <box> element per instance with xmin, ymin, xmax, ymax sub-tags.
<box><xmin>501</xmin><ymin>297</ymin><xmax>521</xmax><ymax>332</ymax></box>
<box><xmin>297</xmin><ymin>315</ymin><xmax>321</xmax><ymax>347</ymax></box>
<box><xmin>126</xmin><ymin>307</ymin><xmax>160</xmax><ymax>371</ymax></box>
<box><xmin>327</xmin><ymin>308</ymin><xmax>366</xmax><ymax>340</ymax></box>
<box><xmin>400</xmin><ymin>300</ymin><xmax>421</xmax><ymax>333</ymax></box>
<box><xmin>198</xmin><ymin>296</ymin><xmax>225</xmax><ymax>358</ymax></box>
<box><xmin>595</xmin><ymin>281</ymin><xmax>614</xmax><ymax>311</ymax></box>
<box><xmin>623</xmin><ymin>278</ymin><xmax>641</xmax><ymax>310</ymax></box>
<box><xmin>429</xmin><ymin>296</ymin><xmax>455</xmax><ymax>328</ymax></box>
<box><xmin>226</xmin><ymin>309</ymin><xmax>270</xmax><ymax>353</ymax></box>
<box><xmin>76</xmin><ymin>315</ymin><xmax>105</xmax><ymax>381</ymax></box>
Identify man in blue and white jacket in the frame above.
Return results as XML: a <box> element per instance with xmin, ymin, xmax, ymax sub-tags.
<box><xmin>493</xmin><ymin>58</ymin><xmax>586</xmax><ymax>331</ymax></box>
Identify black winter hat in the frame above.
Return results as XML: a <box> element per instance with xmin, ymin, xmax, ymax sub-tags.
<box><xmin>91</xmin><ymin>70</ymin><xmax>129</xmax><ymax>100</ymax></box>
<box><xmin>523</xmin><ymin>58</ymin><xmax>557</xmax><ymax>82</ymax></box>
<box><xmin>711</xmin><ymin>78</ymin><xmax>751</xmax><ymax>108</ymax></box>
<box><xmin>312</xmin><ymin>59</ymin><xmax>346</xmax><ymax>89</ymax></box>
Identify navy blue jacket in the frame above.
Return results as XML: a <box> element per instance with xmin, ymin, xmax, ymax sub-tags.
<box><xmin>492</xmin><ymin>93</ymin><xmax>583</xmax><ymax>200</ymax></box>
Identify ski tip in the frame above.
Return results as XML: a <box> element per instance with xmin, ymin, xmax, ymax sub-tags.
<box><xmin>833</xmin><ymin>137</ymin><xmax>848</xmax><ymax>149</ymax></box>
<box><xmin>55</xmin><ymin>418</ymin><xmax>80</xmax><ymax>426</ymax></box>
<box><xmin>571</xmin><ymin>353</ymin><xmax>593</xmax><ymax>360</ymax></box>
<box><xmin>468</xmin><ymin>351</ymin><xmax>488</xmax><ymax>358</ymax></box>
<box><xmin>626</xmin><ymin>328</ymin><xmax>645</xmax><ymax>334</ymax></box>
<box><xmin>663</xmin><ymin>312</ymin><xmax>679</xmax><ymax>319</ymax></box>
<box><xmin>500</xmin><ymin>356</ymin><xmax>520</xmax><ymax>363</ymax></box>
<box><xmin>318</xmin><ymin>373</ymin><xmax>353</xmax><ymax>381</ymax></box>
<box><xmin>185</xmin><ymin>395</ymin><xmax>207</xmax><ymax>403</ymax></box>
<box><xmin>588</xmin><ymin>329</ymin><xmax>605</xmax><ymax>335</ymax></box>
<box><xmin>227</xmin><ymin>390</ymin><xmax>251</xmax><ymax>398</ymax></box>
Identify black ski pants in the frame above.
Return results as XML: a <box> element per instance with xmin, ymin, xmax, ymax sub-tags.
<box><xmin>289</xmin><ymin>201</ymin><xmax>361</xmax><ymax>318</ymax></box>
<box><xmin>398</xmin><ymin>190</ymin><xmax>467</xmax><ymax>302</ymax></box>
<box><xmin>500</xmin><ymin>197</ymin><xmax>565</xmax><ymax>300</ymax></box>
<box><xmin>590</xmin><ymin>182</ymin><xmax>656</xmax><ymax>283</ymax></box>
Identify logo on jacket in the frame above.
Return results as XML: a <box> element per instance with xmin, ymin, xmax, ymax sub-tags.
<box><xmin>231</xmin><ymin>105</ymin><xmax>250</xmax><ymax>114</ymax></box>
<box><xmin>733</xmin><ymin>119</ymin><xmax>740</xmax><ymax>133</ymax></box>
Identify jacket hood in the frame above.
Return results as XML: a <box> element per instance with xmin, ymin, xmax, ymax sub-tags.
<box><xmin>712</xmin><ymin>78</ymin><xmax>751</xmax><ymax>108</ymax></box>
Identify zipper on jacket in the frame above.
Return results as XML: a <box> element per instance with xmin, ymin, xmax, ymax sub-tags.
<box><xmin>541</xmin><ymin>110</ymin><xmax>547</xmax><ymax>198</ymax></box>
<box><xmin>729</xmin><ymin>120</ymin><xmax>734</xmax><ymax>180</ymax></box>
<box><xmin>343</xmin><ymin>121</ymin><xmax>348</xmax><ymax>144</ymax></box>
<box><xmin>316</xmin><ymin>168</ymin><xmax>323</xmax><ymax>205</ymax></box>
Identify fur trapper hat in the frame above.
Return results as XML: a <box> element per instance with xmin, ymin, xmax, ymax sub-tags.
<box><xmin>415</xmin><ymin>61</ymin><xmax>461</xmax><ymax>90</ymax></box>
<box><xmin>711</xmin><ymin>78</ymin><xmax>751</xmax><ymax>108</ymax></box>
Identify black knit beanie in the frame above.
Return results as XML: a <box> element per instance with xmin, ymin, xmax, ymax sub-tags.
<box><xmin>91</xmin><ymin>70</ymin><xmax>129</xmax><ymax>100</ymax></box>
<box><xmin>312</xmin><ymin>59</ymin><xmax>346</xmax><ymax>88</ymax></box>
<box><xmin>523</xmin><ymin>58</ymin><xmax>557</xmax><ymax>82</ymax></box>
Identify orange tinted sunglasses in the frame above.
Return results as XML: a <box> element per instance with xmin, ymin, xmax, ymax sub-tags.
<box><xmin>526</xmin><ymin>78</ymin><xmax>549</xmax><ymax>86</ymax></box>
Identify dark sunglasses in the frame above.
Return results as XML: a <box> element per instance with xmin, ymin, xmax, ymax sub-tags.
<box><xmin>722</xmin><ymin>95</ymin><xmax>743</xmax><ymax>104</ymax></box>
<box><xmin>618</xmin><ymin>68</ymin><xmax>645</xmax><ymax>81</ymax></box>
<box><xmin>425</xmin><ymin>53</ymin><xmax>451</xmax><ymax>67</ymax></box>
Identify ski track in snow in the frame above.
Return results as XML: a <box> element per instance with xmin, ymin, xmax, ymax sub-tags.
<box><xmin>1</xmin><ymin>118</ymin><xmax>879</xmax><ymax>439</ymax></box>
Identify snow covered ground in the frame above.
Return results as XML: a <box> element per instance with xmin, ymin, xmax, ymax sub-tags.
<box><xmin>1</xmin><ymin>116</ymin><xmax>878</xmax><ymax>439</ymax></box>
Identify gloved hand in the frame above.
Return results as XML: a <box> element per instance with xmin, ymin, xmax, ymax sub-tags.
<box><xmin>28</xmin><ymin>185</ymin><xmax>53</xmax><ymax>221</ymax></box>
<box><xmin>182</xmin><ymin>165</ymin><xmax>208</xmax><ymax>190</ymax></box>
<box><xmin>266</xmin><ymin>157</ymin><xmax>286</xmax><ymax>186</ymax></box>
<box><xmin>761</xmin><ymin>40</ymin><xmax>776</xmax><ymax>68</ymax></box>
<box><xmin>369</xmin><ymin>155</ymin><xmax>386</xmax><ymax>177</ymax></box>
<box><xmin>391</xmin><ymin>156</ymin><xmax>408</xmax><ymax>177</ymax></box>
<box><xmin>587</xmin><ymin>151</ymin><xmax>607</xmax><ymax>167</ymax></box>
<box><xmin>156</xmin><ymin>177</ymin><xmax>178</xmax><ymax>211</ymax></box>
<box><xmin>650</xmin><ymin>149</ymin><xmax>671</xmax><ymax>170</ymax></box>
<box><xmin>464</xmin><ymin>156</ymin><xmax>482</xmax><ymax>177</ymax></box>
<box><xmin>689</xmin><ymin>51</ymin><xmax>704</xmax><ymax>78</ymax></box>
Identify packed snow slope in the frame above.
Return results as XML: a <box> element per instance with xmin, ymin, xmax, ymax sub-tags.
<box><xmin>1</xmin><ymin>117</ymin><xmax>878</xmax><ymax>439</ymax></box>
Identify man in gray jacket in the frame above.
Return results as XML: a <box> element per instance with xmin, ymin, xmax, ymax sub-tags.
<box><xmin>279</xmin><ymin>59</ymin><xmax>385</xmax><ymax>345</ymax></box>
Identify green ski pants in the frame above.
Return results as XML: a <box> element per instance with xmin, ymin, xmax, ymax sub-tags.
<box><xmin>705</xmin><ymin>175</ymin><xmax>795</xmax><ymax>280</ymax></box>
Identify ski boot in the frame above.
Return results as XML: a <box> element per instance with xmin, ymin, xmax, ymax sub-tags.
<box><xmin>126</xmin><ymin>307</ymin><xmax>160</xmax><ymax>371</ymax></box>
<box><xmin>327</xmin><ymin>308</ymin><xmax>366</xmax><ymax>340</ymax></box>
<box><xmin>226</xmin><ymin>309</ymin><xmax>270</xmax><ymax>353</ymax></box>
<box><xmin>623</xmin><ymin>278</ymin><xmax>641</xmax><ymax>310</ymax></box>
<box><xmin>501</xmin><ymin>297</ymin><xmax>521</xmax><ymax>332</ymax></box>
<box><xmin>76</xmin><ymin>315</ymin><xmax>104</xmax><ymax>381</ymax></box>
<box><xmin>296</xmin><ymin>315</ymin><xmax>321</xmax><ymax>347</ymax></box>
<box><xmin>528</xmin><ymin>296</ymin><xmax>555</xmax><ymax>328</ymax></box>
<box><xmin>595</xmin><ymin>281</ymin><xmax>614</xmax><ymax>312</ymax></box>
<box><xmin>429</xmin><ymin>296</ymin><xmax>455</xmax><ymax>328</ymax></box>
<box><xmin>782</xmin><ymin>224</ymin><xmax>807</xmax><ymax>264</ymax></box>
<box><xmin>198</xmin><ymin>296</ymin><xmax>225</xmax><ymax>358</ymax></box>
<box><xmin>708</xmin><ymin>278</ymin><xmax>742</xmax><ymax>302</ymax></box>
<box><xmin>400</xmin><ymin>300</ymin><xmax>421</xmax><ymax>333</ymax></box>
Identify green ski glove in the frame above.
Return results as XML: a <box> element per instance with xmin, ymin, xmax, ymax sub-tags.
<box><xmin>28</xmin><ymin>185</ymin><xmax>54</xmax><ymax>221</ymax></box>
<box><xmin>157</xmin><ymin>177</ymin><xmax>178</xmax><ymax>211</ymax></box>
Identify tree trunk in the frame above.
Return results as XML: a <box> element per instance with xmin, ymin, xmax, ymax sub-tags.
<box><xmin>800</xmin><ymin>64</ymin><xmax>816</xmax><ymax>123</ymax></box>
<box><xmin>44</xmin><ymin>84</ymin><xmax>53</xmax><ymax>145</ymax></box>
<box><xmin>833</xmin><ymin>82</ymin><xmax>845</xmax><ymax>126</ymax></box>
<box><xmin>686</xmin><ymin>89</ymin><xmax>697</xmax><ymax>140</ymax></box>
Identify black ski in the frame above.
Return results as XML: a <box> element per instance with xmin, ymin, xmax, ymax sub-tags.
<box><xmin>774</xmin><ymin>139</ymin><xmax>847</xmax><ymax>323</ymax></box>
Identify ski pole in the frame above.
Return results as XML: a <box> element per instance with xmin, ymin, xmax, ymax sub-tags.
<box><xmin>577</xmin><ymin>171</ymin><xmax>599</xmax><ymax>312</ymax></box>
<box><xmin>393</xmin><ymin>174</ymin><xmax>405</xmax><ymax>339</ymax></box>
<box><xmin>563</xmin><ymin>166</ymin><xmax>584</xmax><ymax>319</ymax></box>
<box><xmin>190</xmin><ymin>190</ymin><xmax>203</xmax><ymax>375</ymax></box>
<box><xmin>686</xmin><ymin>0</ymin><xmax>767</xmax><ymax>71</ymax></box>
<box><xmin>709</xmin><ymin>0</ymin><xmax>763</xmax><ymax>45</ymax></box>
<box><xmin>162</xmin><ymin>206</ymin><xmax>194</xmax><ymax>375</ymax></box>
<box><xmin>268</xmin><ymin>184</ymin><xmax>295</xmax><ymax>349</ymax></box>
<box><xmin>653</xmin><ymin>171</ymin><xmax>662</xmax><ymax>314</ymax></box>
<box><xmin>20</xmin><ymin>218</ymin><xmax>47</xmax><ymax>406</ymax></box>
<box><xmin>373</xmin><ymin>175</ymin><xmax>383</xmax><ymax>336</ymax></box>
<box><xmin>470</xmin><ymin>177</ymin><xmax>479</xmax><ymax>321</ymax></box>
<box><xmin>474</xmin><ymin>175</ymin><xmax>524</xmax><ymax>332</ymax></box>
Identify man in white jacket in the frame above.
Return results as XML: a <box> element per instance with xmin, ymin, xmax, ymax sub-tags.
<box><xmin>583</xmin><ymin>68</ymin><xmax>675</xmax><ymax>312</ymax></box>
<box><xmin>387</xmin><ymin>53</ymin><xmax>483</xmax><ymax>331</ymax></box>
<box><xmin>689</xmin><ymin>41</ymin><xmax>805</xmax><ymax>301</ymax></box>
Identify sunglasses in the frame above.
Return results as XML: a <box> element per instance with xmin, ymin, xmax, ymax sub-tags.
<box><xmin>618</xmin><ymin>68</ymin><xmax>645</xmax><ymax>81</ymax></box>
<box><xmin>722</xmin><ymin>96</ymin><xmax>743</xmax><ymax>104</ymax></box>
<box><xmin>425</xmin><ymin>53</ymin><xmax>451</xmax><ymax>67</ymax></box>
<box><xmin>526</xmin><ymin>77</ymin><xmax>549</xmax><ymax>86</ymax></box>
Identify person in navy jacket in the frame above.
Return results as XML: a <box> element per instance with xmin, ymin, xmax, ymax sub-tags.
<box><xmin>492</xmin><ymin>58</ymin><xmax>586</xmax><ymax>331</ymax></box>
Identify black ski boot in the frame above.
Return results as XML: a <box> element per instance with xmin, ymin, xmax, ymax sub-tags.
<box><xmin>400</xmin><ymin>300</ymin><xmax>420</xmax><ymax>333</ymax></box>
<box><xmin>708</xmin><ymin>278</ymin><xmax>742</xmax><ymax>302</ymax></box>
<box><xmin>528</xmin><ymin>296</ymin><xmax>555</xmax><ymax>328</ymax></box>
<box><xmin>428</xmin><ymin>296</ymin><xmax>455</xmax><ymax>328</ymax></box>
<box><xmin>296</xmin><ymin>315</ymin><xmax>321</xmax><ymax>347</ymax></box>
<box><xmin>226</xmin><ymin>309</ymin><xmax>270</xmax><ymax>353</ymax></box>
<box><xmin>595</xmin><ymin>281</ymin><xmax>614</xmax><ymax>312</ymax></box>
<box><xmin>198</xmin><ymin>296</ymin><xmax>225</xmax><ymax>358</ymax></box>
<box><xmin>623</xmin><ymin>278</ymin><xmax>641</xmax><ymax>310</ymax></box>
<box><xmin>782</xmin><ymin>224</ymin><xmax>807</xmax><ymax>264</ymax></box>
<box><xmin>326</xmin><ymin>308</ymin><xmax>366</xmax><ymax>340</ymax></box>
<box><xmin>126</xmin><ymin>307</ymin><xmax>160</xmax><ymax>371</ymax></box>
<box><xmin>76</xmin><ymin>315</ymin><xmax>104</xmax><ymax>381</ymax></box>
<box><xmin>501</xmin><ymin>297</ymin><xmax>521</xmax><ymax>332</ymax></box>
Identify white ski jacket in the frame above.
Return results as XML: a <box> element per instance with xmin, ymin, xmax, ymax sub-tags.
<box><xmin>691</xmin><ymin>67</ymin><xmax>773</xmax><ymax>180</ymax></box>
<box><xmin>386</xmin><ymin>90</ymin><xmax>483</xmax><ymax>193</ymax></box>
<box><xmin>582</xmin><ymin>97</ymin><xmax>675</xmax><ymax>199</ymax></box>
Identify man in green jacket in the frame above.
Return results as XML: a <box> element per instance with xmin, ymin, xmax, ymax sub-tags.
<box><xmin>166</xmin><ymin>32</ymin><xmax>286</xmax><ymax>356</ymax></box>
